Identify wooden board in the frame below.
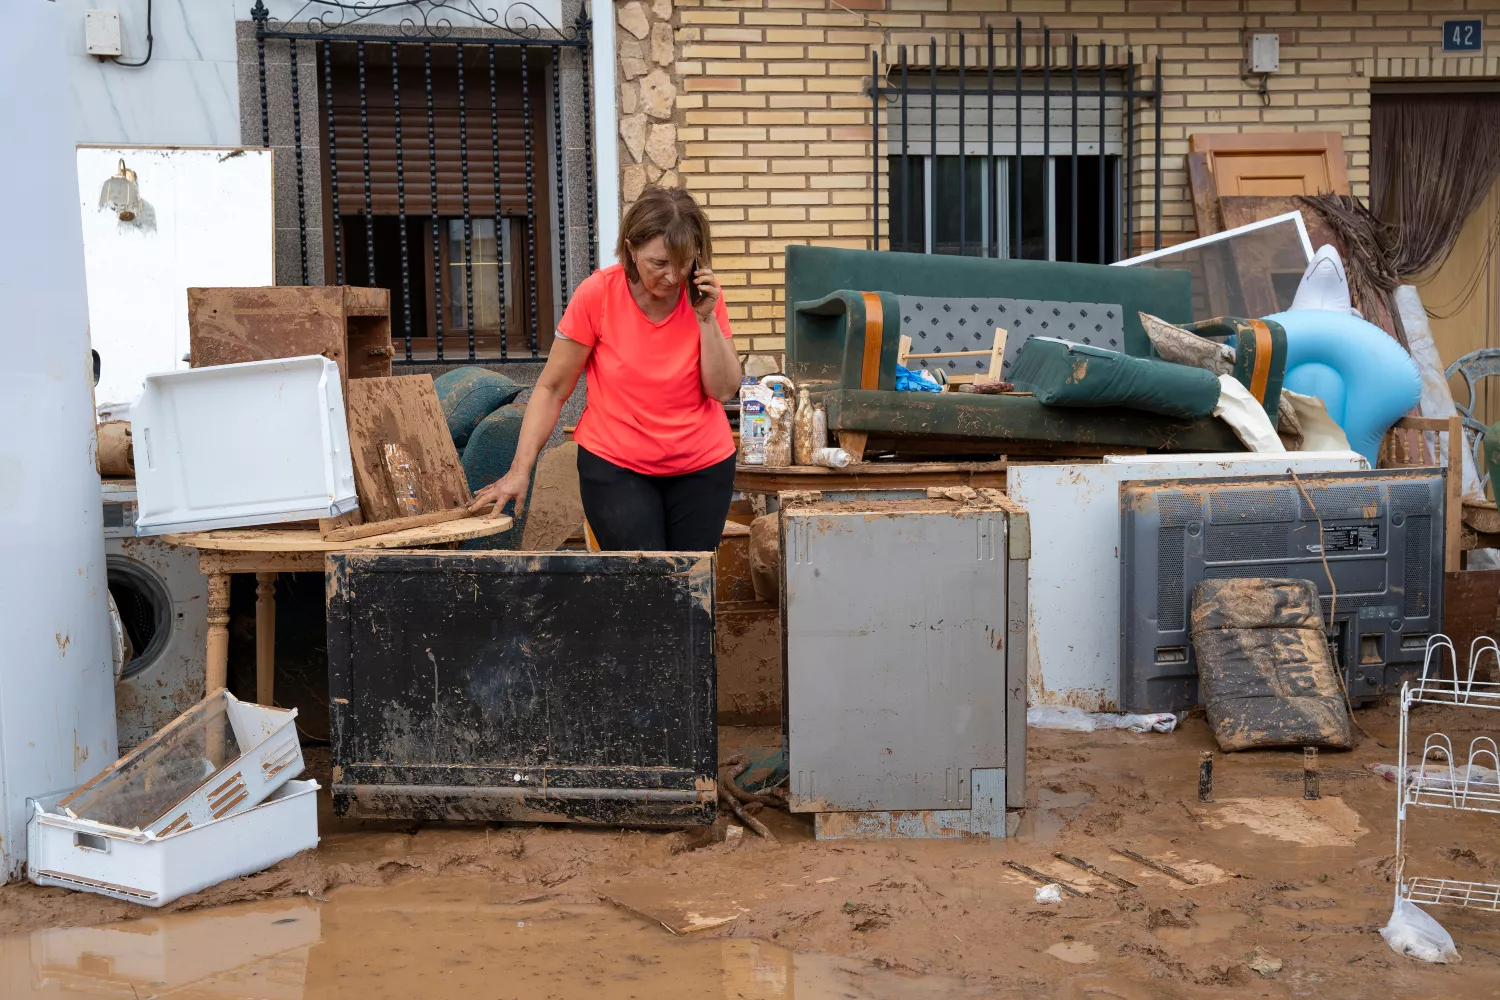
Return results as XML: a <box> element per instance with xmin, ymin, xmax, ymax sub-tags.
<box><xmin>717</xmin><ymin>600</ymin><xmax>780</xmax><ymax>725</ymax></box>
<box><xmin>346</xmin><ymin>375</ymin><xmax>473</xmax><ymax>522</ymax></box>
<box><xmin>321</xmin><ymin>506</ymin><xmax>470</xmax><ymax>542</ymax></box>
<box><xmin>162</xmin><ymin>515</ymin><xmax>511</xmax><ymax>552</ymax></box>
<box><xmin>1189</xmin><ymin>131</ymin><xmax>1351</xmax><ymax>197</ymax></box>
<box><xmin>1465</xmin><ymin>499</ymin><xmax>1500</xmax><ymax>537</ymax></box>
<box><xmin>1187</xmin><ymin>151</ymin><xmax>1222</xmax><ymax>238</ymax></box>
<box><xmin>734</xmin><ymin>459</ymin><xmax>1009</xmax><ymax>494</ymax></box>
<box><xmin>1444</xmin><ymin>570</ymin><xmax>1500</xmax><ymax>681</ymax></box>
<box><xmin>716</xmin><ymin>524</ymin><xmax>756</xmax><ymax>604</ymax></box>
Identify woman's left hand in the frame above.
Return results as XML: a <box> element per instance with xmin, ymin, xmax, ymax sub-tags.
<box><xmin>691</xmin><ymin>264</ymin><xmax>720</xmax><ymax>321</ymax></box>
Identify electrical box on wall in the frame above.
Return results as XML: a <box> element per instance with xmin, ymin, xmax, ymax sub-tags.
<box><xmin>1249</xmin><ymin>33</ymin><xmax>1280</xmax><ymax>74</ymax></box>
<box><xmin>85</xmin><ymin>10</ymin><xmax>122</xmax><ymax>57</ymax></box>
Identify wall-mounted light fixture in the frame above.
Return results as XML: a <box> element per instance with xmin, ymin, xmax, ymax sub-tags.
<box><xmin>99</xmin><ymin>159</ymin><xmax>141</xmax><ymax>222</ymax></box>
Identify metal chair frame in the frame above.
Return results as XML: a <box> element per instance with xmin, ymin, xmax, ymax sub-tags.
<box><xmin>1446</xmin><ymin>347</ymin><xmax>1500</xmax><ymax>492</ymax></box>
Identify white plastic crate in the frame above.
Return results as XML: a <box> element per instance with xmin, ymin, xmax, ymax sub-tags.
<box><xmin>55</xmin><ymin>690</ymin><xmax>303</xmax><ymax>837</ymax></box>
<box><xmin>27</xmin><ymin>780</ymin><xmax>320</xmax><ymax>907</ymax></box>
<box><xmin>133</xmin><ymin>355</ymin><xmax>358</xmax><ymax>535</ymax></box>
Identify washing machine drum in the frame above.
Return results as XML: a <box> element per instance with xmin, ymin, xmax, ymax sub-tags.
<box><xmin>107</xmin><ymin>555</ymin><xmax>173</xmax><ymax>680</ymax></box>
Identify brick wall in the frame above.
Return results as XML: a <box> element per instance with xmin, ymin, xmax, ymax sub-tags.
<box><xmin>640</xmin><ymin>0</ymin><xmax>1500</xmax><ymax>352</ymax></box>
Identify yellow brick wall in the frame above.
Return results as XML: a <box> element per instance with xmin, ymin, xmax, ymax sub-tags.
<box><xmin>662</xmin><ymin>0</ymin><xmax>1500</xmax><ymax>352</ymax></box>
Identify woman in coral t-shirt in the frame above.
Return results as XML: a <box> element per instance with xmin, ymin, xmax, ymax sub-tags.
<box><xmin>469</xmin><ymin>186</ymin><xmax>742</xmax><ymax>550</ymax></box>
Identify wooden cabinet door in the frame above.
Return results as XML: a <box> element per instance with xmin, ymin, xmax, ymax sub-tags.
<box><xmin>1190</xmin><ymin>132</ymin><xmax>1351</xmax><ymax>196</ymax></box>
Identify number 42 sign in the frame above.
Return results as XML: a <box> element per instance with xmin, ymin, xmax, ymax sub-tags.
<box><xmin>1442</xmin><ymin>19</ymin><xmax>1482</xmax><ymax>52</ymax></box>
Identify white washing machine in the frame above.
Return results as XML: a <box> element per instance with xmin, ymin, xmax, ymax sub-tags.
<box><xmin>102</xmin><ymin>481</ymin><xmax>208</xmax><ymax>749</ymax></box>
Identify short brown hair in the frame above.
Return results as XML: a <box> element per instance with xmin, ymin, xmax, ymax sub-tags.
<box><xmin>617</xmin><ymin>186</ymin><xmax>711</xmax><ymax>283</ymax></box>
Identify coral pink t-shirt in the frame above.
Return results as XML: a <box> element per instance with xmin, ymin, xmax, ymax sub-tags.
<box><xmin>558</xmin><ymin>264</ymin><xmax>735</xmax><ymax>476</ymax></box>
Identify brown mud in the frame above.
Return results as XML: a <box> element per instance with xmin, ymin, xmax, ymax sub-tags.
<box><xmin>5</xmin><ymin>704</ymin><xmax>1500</xmax><ymax>997</ymax></box>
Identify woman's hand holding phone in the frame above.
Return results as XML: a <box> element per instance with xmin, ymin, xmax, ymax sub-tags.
<box><xmin>689</xmin><ymin>259</ymin><xmax>719</xmax><ymax>321</ymax></box>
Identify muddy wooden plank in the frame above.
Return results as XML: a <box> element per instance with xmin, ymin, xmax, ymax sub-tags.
<box><xmin>320</xmin><ymin>506</ymin><xmax>471</xmax><ymax>542</ymax></box>
<box><xmin>717</xmin><ymin>601</ymin><xmax>780</xmax><ymax>725</ymax></box>
<box><xmin>345</xmin><ymin>375</ymin><xmax>472</xmax><ymax>523</ymax></box>
<box><xmin>1444</xmin><ymin>570</ymin><xmax>1500</xmax><ymax>680</ymax></box>
<box><xmin>1187</xmin><ymin>151</ymin><xmax>1221</xmax><ymax>238</ymax></box>
<box><xmin>734</xmin><ymin>459</ymin><xmax>1009</xmax><ymax>494</ymax></box>
<box><xmin>716</xmin><ymin>525</ymin><xmax>757</xmax><ymax>604</ymax></box>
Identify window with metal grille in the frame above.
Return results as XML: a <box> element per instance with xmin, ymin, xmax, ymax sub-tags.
<box><xmin>321</xmin><ymin>42</ymin><xmax>556</xmax><ymax>359</ymax></box>
<box><xmin>871</xmin><ymin>28</ymin><xmax>1163</xmax><ymax>264</ymax></box>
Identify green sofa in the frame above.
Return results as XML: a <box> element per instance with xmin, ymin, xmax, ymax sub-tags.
<box><xmin>785</xmin><ymin>246</ymin><xmax>1246</xmax><ymax>458</ymax></box>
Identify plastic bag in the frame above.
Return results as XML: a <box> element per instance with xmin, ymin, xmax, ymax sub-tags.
<box><xmin>1212</xmin><ymin>374</ymin><xmax>1285</xmax><ymax>454</ymax></box>
<box><xmin>1367</xmin><ymin>762</ymin><xmax>1499</xmax><ymax>793</ymax></box>
<box><xmin>895</xmin><ymin>365</ymin><xmax>943</xmax><ymax>392</ymax></box>
<box><xmin>1380</xmin><ymin>898</ymin><xmax>1460</xmax><ymax>964</ymax></box>
<box><xmin>1027</xmin><ymin>705</ymin><xmax>1178</xmax><ymax>734</ymax></box>
<box><xmin>1034</xmin><ymin>884</ymin><xmax>1063</xmax><ymax>904</ymax></box>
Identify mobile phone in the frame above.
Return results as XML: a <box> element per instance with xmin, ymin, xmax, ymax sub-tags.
<box><xmin>689</xmin><ymin>258</ymin><xmax>704</xmax><ymax>306</ymax></box>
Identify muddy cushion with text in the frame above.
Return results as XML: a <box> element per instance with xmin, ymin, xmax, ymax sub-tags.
<box><xmin>1190</xmin><ymin>578</ymin><xmax>1351</xmax><ymax>752</ymax></box>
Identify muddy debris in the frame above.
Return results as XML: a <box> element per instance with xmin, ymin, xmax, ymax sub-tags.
<box><xmin>4</xmin><ymin>713</ymin><xmax>1500</xmax><ymax>997</ymax></box>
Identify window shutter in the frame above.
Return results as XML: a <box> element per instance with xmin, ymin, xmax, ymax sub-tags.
<box><xmin>324</xmin><ymin>46</ymin><xmax>548</xmax><ymax>218</ymax></box>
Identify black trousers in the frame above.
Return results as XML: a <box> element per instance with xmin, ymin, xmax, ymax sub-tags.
<box><xmin>577</xmin><ymin>445</ymin><xmax>736</xmax><ymax>552</ymax></box>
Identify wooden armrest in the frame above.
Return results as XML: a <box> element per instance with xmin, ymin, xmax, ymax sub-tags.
<box><xmin>1394</xmin><ymin>416</ymin><xmax>1453</xmax><ymax>433</ymax></box>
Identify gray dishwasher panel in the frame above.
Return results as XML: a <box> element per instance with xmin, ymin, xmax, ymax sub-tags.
<box><xmin>785</xmin><ymin>507</ymin><xmax>1009</xmax><ymax>813</ymax></box>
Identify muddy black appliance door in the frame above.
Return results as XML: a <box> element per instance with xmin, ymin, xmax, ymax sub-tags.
<box><xmin>326</xmin><ymin>551</ymin><xmax>717</xmax><ymax>826</ymax></box>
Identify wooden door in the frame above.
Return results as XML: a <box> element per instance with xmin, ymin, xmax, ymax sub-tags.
<box><xmin>1419</xmin><ymin>175</ymin><xmax>1500</xmax><ymax>428</ymax></box>
<box><xmin>1190</xmin><ymin>132</ymin><xmax>1351</xmax><ymax>197</ymax></box>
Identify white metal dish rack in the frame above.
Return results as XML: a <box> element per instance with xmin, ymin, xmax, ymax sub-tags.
<box><xmin>1395</xmin><ymin>634</ymin><xmax>1500</xmax><ymax>912</ymax></box>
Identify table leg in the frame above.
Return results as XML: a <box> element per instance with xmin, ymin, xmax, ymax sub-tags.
<box><xmin>838</xmin><ymin>430</ymin><xmax>868</xmax><ymax>463</ymax></box>
<box><xmin>256</xmin><ymin>572</ymin><xmax>277</xmax><ymax>706</ymax></box>
<box><xmin>205</xmin><ymin>571</ymin><xmax>231</xmax><ymax>694</ymax></box>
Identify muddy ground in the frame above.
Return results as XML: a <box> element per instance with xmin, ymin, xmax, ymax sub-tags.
<box><xmin>5</xmin><ymin>700</ymin><xmax>1499</xmax><ymax>998</ymax></box>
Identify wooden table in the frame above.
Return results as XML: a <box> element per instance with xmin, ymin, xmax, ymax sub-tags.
<box><xmin>162</xmin><ymin>517</ymin><xmax>512</xmax><ymax>704</ymax></box>
<box><xmin>734</xmin><ymin>459</ymin><xmax>1008</xmax><ymax>495</ymax></box>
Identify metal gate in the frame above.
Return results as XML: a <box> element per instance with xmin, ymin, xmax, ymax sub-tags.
<box><xmin>869</xmin><ymin>21</ymin><xmax>1163</xmax><ymax>264</ymax></box>
<box><xmin>250</xmin><ymin>0</ymin><xmax>596</xmax><ymax>363</ymax></box>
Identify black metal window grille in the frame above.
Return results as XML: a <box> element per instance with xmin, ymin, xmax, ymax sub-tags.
<box><xmin>870</xmin><ymin>23</ymin><xmax>1163</xmax><ymax>265</ymax></box>
<box><xmin>251</xmin><ymin>1</ymin><xmax>596</xmax><ymax>364</ymax></box>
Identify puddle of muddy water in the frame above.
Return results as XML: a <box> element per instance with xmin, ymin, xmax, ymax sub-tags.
<box><xmin>1044</xmin><ymin>940</ymin><xmax>1099</xmax><ymax>964</ymax></box>
<box><xmin>1151</xmin><ymin>909</ymin><xmax>1246</xmax><ymax>946</ymax></box>
<box><xmin>0</xmin><ymin>876</ymin><xmax>986</xmax><ymax>1000</ymax></box>
<box><xmin>1014</xmin><ymin>786</ymin><xmax>1091</xmax><ymax>841</ymax></box>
